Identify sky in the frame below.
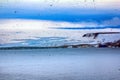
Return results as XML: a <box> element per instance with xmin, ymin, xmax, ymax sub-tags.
<box><xmin>0</xmin><ymin>0</ymin><xmax>120</xmax><ymax>28</ymax></box>
<box><xmin>0</xmin><ymin>0</ymin><xmax>120</xmax><ymax>47</ymax></box>
<box><xmin>0</xmin><ymin>0</ymin><xmax>120</xmax><ymax>22</ymax></box>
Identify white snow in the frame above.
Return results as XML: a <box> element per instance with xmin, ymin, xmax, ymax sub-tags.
<box><xmin>0</xmin><ymin>19</ymin><xmax>120</xmax><ymax>47</ymax></box>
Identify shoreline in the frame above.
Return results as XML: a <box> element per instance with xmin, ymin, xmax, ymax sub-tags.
<box><xmin>0</xmin><ymin>40</ymin><xmax>120</xmax><ymax>50</ymax></box>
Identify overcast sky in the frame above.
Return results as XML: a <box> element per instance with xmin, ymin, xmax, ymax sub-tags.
<box><xmin>0</xmin><ymin>0</ymin><xmax>120</xmax><ymax>22</ymax></box>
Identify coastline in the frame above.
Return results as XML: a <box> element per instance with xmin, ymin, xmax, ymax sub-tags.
<box><xmin>0</xmin><ymin>40</ymin><xmax>120</xmax><ymax>50</ymax></box>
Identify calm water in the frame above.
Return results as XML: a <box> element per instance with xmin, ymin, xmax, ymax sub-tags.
<box><xmin>0</xmin><ymin>48</ymin><xmax>120</xmax><ymax>80</ymax></box>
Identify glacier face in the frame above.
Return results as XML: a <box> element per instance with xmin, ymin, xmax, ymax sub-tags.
<box><xmin>0</xmin><ymin>19</ymin><xmax>120</xmax><ymax>47</ymax></box>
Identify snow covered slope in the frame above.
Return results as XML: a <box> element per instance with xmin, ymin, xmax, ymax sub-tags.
<box><xmin>0</xmin><ymin>19</ymin><xmax>120</xmax><ymax>47</ymax></box>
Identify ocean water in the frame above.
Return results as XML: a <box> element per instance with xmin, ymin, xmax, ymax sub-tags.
<box><xmin>0</xmin><ymin>48</ymin><xmax>120</xmax><ymax>80</ymax></box>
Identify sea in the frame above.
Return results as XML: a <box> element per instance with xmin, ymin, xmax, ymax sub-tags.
<box><xmin>0</xmin><ymin>48</ymin><xmax>120</xmax><ymax>80</ymax></box>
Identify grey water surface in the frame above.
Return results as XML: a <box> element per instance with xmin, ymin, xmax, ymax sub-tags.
<box><xmin>0</xmin><ymin>48</ymin><xmax>120</xmax><ymax>80</ymax></box>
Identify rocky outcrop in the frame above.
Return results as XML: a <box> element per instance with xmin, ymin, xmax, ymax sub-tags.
<box><xmin>83</xmin><ymin>32</ymin><xmax>120</xmax><ymax>39</ymax></box>
<box><xmin>98</xmin><ymin>40</ymin><xmax>120</xmax><ymax>48</ymax></box>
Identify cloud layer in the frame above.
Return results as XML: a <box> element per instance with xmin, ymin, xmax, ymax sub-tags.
<box><xmin>0</xmin><ymin>17</ymin><xmax>120</xmax><ymax>30</ymax></box>
<box><xmin>0</xmin><ymin>0</ymin><xmax>120</xmax><ymax>22</ymax></box>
